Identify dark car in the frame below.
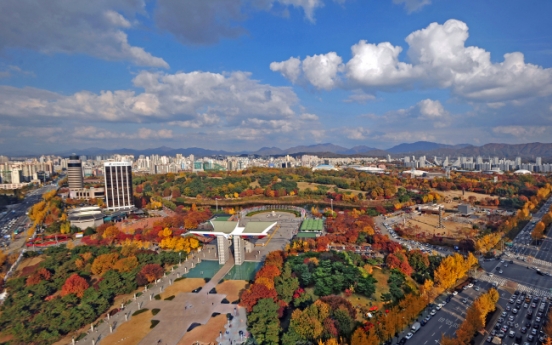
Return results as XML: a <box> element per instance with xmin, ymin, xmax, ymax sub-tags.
<box><xmin>399</xmin><ymin>337</ymin><xmax>407</xmax><ymax>345</ymax></box>
<box><xmin>521</xmin><ymin>327</ymin><xmax>528</xmax><ymax>334</ymax></box>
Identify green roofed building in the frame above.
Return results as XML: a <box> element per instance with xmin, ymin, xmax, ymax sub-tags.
<box><xmin>300</xmin><ymin>218</ymin><xmax>324</xmax><ymax>232</ymax></box>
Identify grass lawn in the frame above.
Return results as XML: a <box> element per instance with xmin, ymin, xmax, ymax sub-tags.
<box><xmin>177</xmin><ymin>314</ymin><xmax>227</xmax><ymax>345</ymax></box>
<box><xmin>100</xmin><ymin>310</ymin><xmax>153</xmax><ymax>345</ymax></box>
<box><xmin>371</xmin><ymin>268</ymin><xmax>390</xmax><ymax>301</ymax></box>
<box><xmin>159</xmin><ymin>278</ymin><xmax>205</xmax><ymax>299</ymax></box>
<box><xmin>217</xmin><ymin>280</ymin><xmax>248</xmax><ymax>302</ymax></box>
<box><xmin>345</xmin><ymin>293</ymin><xmax>384</xmax><ymax>321</ymax></box>
<box><xmin>297</xmin><ymin>181</ymin><xmax>367</xmax><ymax>196</ymax></box>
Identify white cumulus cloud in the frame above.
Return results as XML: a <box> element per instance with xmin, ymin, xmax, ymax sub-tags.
<box><xmin>271</xmin><ymin>19</ymin><xmax>552</xmax><ymax>103</ymax></box>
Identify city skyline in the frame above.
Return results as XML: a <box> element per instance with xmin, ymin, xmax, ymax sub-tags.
<box><xmin>0</xmin><ymin>1</ymin><xmax>551</xmax><ymax>153</ymax></box>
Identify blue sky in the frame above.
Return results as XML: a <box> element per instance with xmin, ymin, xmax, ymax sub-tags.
<box><xmin>0</xmin><ymin>0</ymin><xmax>551</xmax><ymax>154</ymax></box>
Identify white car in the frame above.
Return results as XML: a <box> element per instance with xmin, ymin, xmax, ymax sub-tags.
<box><xmin>405</xmin><ymin>332</ymin><xmax>414</xmax><ymax>339</ymax></box>
<box><xmin>467</xmin><ymin>283</ymin><xmax>474</xmax><ymax>288</ymax></box>
<box><xmin>430</xmin><ymin>309</ymin><xmax>437</xmax><ymax>316</ymax></box>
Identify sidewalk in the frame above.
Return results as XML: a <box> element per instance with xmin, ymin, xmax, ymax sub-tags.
<box><xmin>74</xmin><ymin>251</ymin><xmax>241</xmax><ymax>345</ymax></box>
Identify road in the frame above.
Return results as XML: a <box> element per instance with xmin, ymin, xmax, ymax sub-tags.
<box><xmin>376</xmin><ymin>196</ymin><xmax>552</xmax><ymax>345</ymax></box>
<box><xmin>0</xmin><ymin>182</ymin><xmax>58</xmax><ymax>255</ymax></box>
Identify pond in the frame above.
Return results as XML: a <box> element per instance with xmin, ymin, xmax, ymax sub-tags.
<box><xmin>224</xmin><ymin>261</ymin><xmax>263</xmax><ymax>281</ymax></box>
<box><xmin>182</xmin><ymin>260</ymin><xmax>222</xmax><ymax>279</ymax></box>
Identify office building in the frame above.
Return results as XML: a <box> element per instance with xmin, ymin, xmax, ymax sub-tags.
<box><xmin>104</xmin><ymin>162</ymin><xmax>133</xmax><ymax>211</ymax></box>
<box><xmin>67</xmin><ymin>154</ymin><xmax>84</xmax><ymax>189</ymax></box>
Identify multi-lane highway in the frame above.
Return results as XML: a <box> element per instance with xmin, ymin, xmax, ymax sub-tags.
<box><xmin>505</xmin><ymin>197</ymin><xmax>552</xmax><ymax>262</ymax></box>
<box><xmin>0</xmin><ymin>183</ymin><xmax>58</xmax><ymax>254</ymax></box>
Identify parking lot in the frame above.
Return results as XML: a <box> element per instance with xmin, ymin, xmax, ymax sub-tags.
<box><xmin>395</xmin><ymin>280</ymin><xmax>498</xmax><ymax>345</ymax></box>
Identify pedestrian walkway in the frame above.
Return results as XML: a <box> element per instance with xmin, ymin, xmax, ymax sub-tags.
<box><xmin>138</xmin><ymin>252</ymin><xmax>236</xmax><ymax>345</ymax></box>
<box><xmin>217</xmin><ymin>307</ymin><xmax>249</xmax><ymax>345</ymax></box>
<box><xmin>73</xmin><ymin>250</ymin><xmax>243</xmax><ymax>345</ymax></box>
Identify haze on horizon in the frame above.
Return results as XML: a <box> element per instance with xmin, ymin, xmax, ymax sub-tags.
<box><xmin>0</xmin><ymin>0</ymin><xmax>551</xmax><ymax>155</ymax></box>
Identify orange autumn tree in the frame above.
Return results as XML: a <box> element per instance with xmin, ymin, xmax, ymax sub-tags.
<box><xmin>532</xmin><ymin>221</ymin><xmax>546</xmax><ymax>240</ymax></box>
<box><xmin>91</xmin><ymin>253</ymin><xmax>119</xmax><ymax>276</ymax></box>
<box><xmin>113</xmin><ymin>256</ymin><xmax>139</xmax><ymax>273</ymax></box>
<box><xmin>61</xmin><ymin>274</ymin><xmax>89</xmax><ymax>298</ymax></box>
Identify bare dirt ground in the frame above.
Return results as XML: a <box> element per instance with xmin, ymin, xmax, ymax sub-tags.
<box><xmin>176</xmin><ymin>314</ymin><xmax>227</xmax><ymax>345</ymax></box>
<box><xmin>403</xmin><ymin>214</ymin><xmax>475</xmax><ymax>239</ymax></box>
<box><xmin>217</xmin><ymin>280</ymin><xmax>248</xmax><ymax>302</ymax></box>
<box><xmin>159</xmin><ymin>278</ymin><xmax>205</xmax><ymax>299</ymax></box>
<box><xmin>433</xmin><ymin>189</ymin><xmax>498</xmax><ymax>209</ymax></box>
<box><xmin>14</xmin><ymin>256</ymin><xmax>43</xmax><ymax>275</ymax></box>
<box><xmin>100</xmin><ymin>310</ymin><xmax>154</xmax><ymax>345</ymax></box>
<box><xmin>115</xmin><ymin>217</ymin><xmax>165</xmax><ymax>234</ymax></box>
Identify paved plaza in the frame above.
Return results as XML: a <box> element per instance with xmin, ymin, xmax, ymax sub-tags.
<box><xmin>73</xmin><ymin>210</ymin><xmax>302</xmax><ymax>345</ymax></box>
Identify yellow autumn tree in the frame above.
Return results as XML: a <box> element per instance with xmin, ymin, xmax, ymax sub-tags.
<box><xmin>60</xmin><ymin>222</ymin><xmax>71</xmax><ymax>234</ymax></box>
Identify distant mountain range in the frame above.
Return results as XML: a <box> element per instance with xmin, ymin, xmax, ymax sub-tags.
<box><xmin>5</xmin><ymin>141</ymin><xmax>552</xmax><ymax>160</ymax></box>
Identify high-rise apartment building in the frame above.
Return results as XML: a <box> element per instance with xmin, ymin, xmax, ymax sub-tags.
<box><xmin>104</xmin><ymin>162</ymin><xmax>133</xmax><ymax>211</ymax></box>
<box><xmin>67</xmin><ymin>154</ymin><xmax>84</xmax><ymax>190</ymax></box>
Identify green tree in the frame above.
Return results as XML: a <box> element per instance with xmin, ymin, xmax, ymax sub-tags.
<box><xmin>248</xmin><ymin>298</ymin><xmax>280</xmax><ymax>345</ymax></box>
<box><xmin>274</xmin><ymin>263</ymin><xmax>299</xmax><ymax>304</ymax></box>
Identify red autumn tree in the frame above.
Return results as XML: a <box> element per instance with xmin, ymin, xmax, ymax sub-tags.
<box><xmin>137</xmin><ymin>264</ymin><xmax>164</xmax><ymax>285</ymax></box>
<box><xmin>240</xmin><ymin>283</ymin><xmax>278</xmax><ymax>312</ymax></box>
<box><xmin>26</xmin><ymin>268</ymin><xmax>52</xmax><ymax>286</ymax></box>
<box><xmin>61</xmin><ymin>274</ymin><xmax>89</xmax><ymax>298</ymax></box>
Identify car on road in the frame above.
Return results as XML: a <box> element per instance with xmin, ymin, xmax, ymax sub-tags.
<box><xmin>509</xmin><ymin>315</ymin><xmax>515</xmax><ymax>321</ymax></box>
<box><xmin>531</xmin><ymin>303</ymin><xmax>537</xmax><ymax>308</ymax></box>
<box><xmin>513</xmin><ymin>308</ymin><xmax>518</xmax><ymax>314</ymax></box>
<box><xmin>506</xmin><ymin>306</ymin><xmax>511</xmax><ymax>311</ymax></box>
<box><xmin>528</xmin><ymin>334</ymin><xmax>535</xmax><ymax>342</ymax></box>
<box><xmin>474</xmin><ymin>286</ymin><xmax>480</xmax><ymax>291</ymax></box>
<box><xmin>452</xmin><ymin>291</ymin><xmax>458</xmax><ymax>296</ymax></box>
<box><xmin>521</xmin><ymin>327</ymin><xmax>527</xmax><ymax>334</ymax></box>
<box><xmin>524</xmin><ymin>303</ymin><xmax>529</xmax><ymax>308</ymax></box>
<box><xmin>509</xmin><ymin>330</ymin><xmax>515</xmax><ymax>338</ymax></box>
<box><xmin>405</xmin><ymin>332</ymin><xmax>413</xmax><ymax>339</ymax></box>
<box><xmin>486</xmin><ymin>336</ymin><xmax>492</xmax><ymax>343</ymax></box>
<box><xmin>467</xmin><ymin>283</ymin><xmax>473</xmax><ymax>288</ymax></box>
<box><xmin>430</xmin><ymin>309</ymin><xmax>436</xmax><ymax>316</ymax></box>
<box><xmin>462</xmin><ymin>298</ymin><xmax>468</xmax><ymax>304</ymax></box>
